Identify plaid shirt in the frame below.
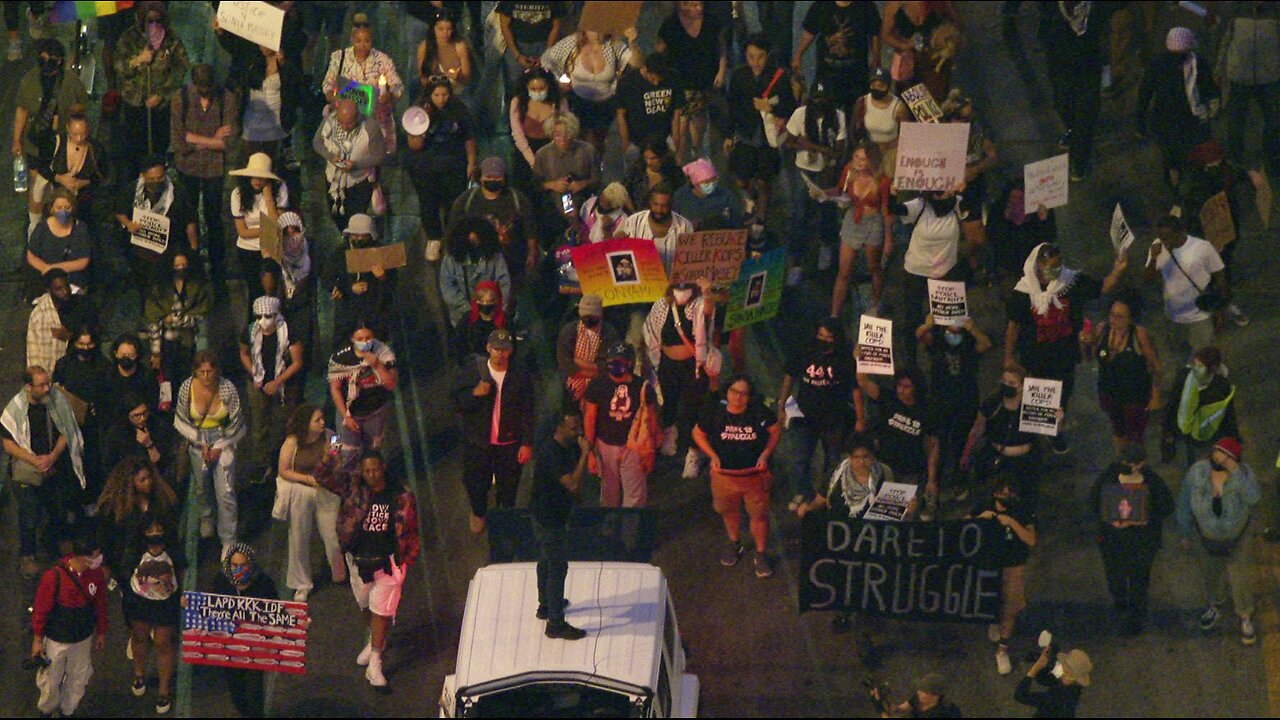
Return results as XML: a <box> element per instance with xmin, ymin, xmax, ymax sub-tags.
<box><xmin>170</xmin><ymin>86</ymin><xmax>238</xmax><ymax>179</ymax></box>
<box><xmin>26</xmin><ymin>294</ymin><xmax>67</xmax><ymax>373</ymax></box>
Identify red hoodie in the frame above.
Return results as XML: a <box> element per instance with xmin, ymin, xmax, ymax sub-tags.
<box><xmin>31</xmin><ymin>558</ymin><xmax>110</xmax><ymax>640</ymax></box>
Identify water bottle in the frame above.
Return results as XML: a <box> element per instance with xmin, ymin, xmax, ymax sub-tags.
<box><xmin>13</xmin><ymin>156</ymin><xmax>28</xmax><ymax>193</ymax></box>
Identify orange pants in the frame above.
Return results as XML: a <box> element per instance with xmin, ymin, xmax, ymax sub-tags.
<box><xmin>711</xmin><ymin>469</ymin><xmax>772</xmax><ymax>552</ymax></box>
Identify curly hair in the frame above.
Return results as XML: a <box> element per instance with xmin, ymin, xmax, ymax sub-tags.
<box><xmin>96</xmin><ymin>455</ymin><xmax>178</xmax><ymax>525</ymax></box>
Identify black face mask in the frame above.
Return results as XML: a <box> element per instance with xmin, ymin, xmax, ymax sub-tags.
<box><xmin>870</xmin><ymin>88</ymin><xmax>889</xmax><ymax>100</ymax></box>
<box><xmin>477</xmin><ymin>303</ymin><xmax>497</xmax><ymax>315</ymax></box>
<box><xmin>145</xmin><ymin>181</ymin><xmax>166</xmax><ymax>195</ymax></box>
<box><xmin>481</xmin><ymin>180</ymin><xmax>504</xmax><ymax>193</ymax></box>
<box><xmin>816</xmin><ymin>339</ymin><xmax>835</xmax><ymax>354</ymax></box>
<box><xmin>1210</xmin><ymin>459</ymin><xmax>1227</xmax><ymax>472</ymax></box>
<box><xmin>581</xmin><ymin>316</ymin><xmax>601</xmax><ymax>329</ymax></box>
<box><xmin>1000</xmin><ymin>384</ymin><xmax>1018</xmax><ymax>398</ymax></box>
<box><xmin>40</xmin><ymin>57</ymin><xmax>63</xmax><ymax>75</ymax></box>
<box><xmin>76</xmin><ymin>348</ymin><xmax>96</xmax><ymax>361</ymax></box>
<box><xmin>173</xmin><ymin>268</ymin><xmax>187</xmax><ymax>280</ymax></box>
<box><xmin>928</xmin><ymin>198</ymin><xmax>954</xmax><ymax>216</ymax></box>
<box><xmin>650</xmin><ymin>211</ymin><xmax>671</xmax><ymax>224</ymax></box>
<box><xmin>117</xmin><ymin>357</ymin><xmax>137</xmax><ymax>372</ymax></box>
<box><xmin>145</xmin><ymin>535</ymin><xmax>165</xmax><ymax>547</ymax></box>
<box><xmin>1119</xmin><ymin>463</ymin><xmax>1136</xmax><ymax>475</ymax></box>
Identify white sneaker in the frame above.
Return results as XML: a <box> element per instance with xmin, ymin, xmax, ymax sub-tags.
<box><xmin>356</xmin><ymin>642</ymin><xmax>373</xmax><ymax>666</ymax></box>
<box><xmin>996</xmin><ymin>648</ymin><xmax>1012</xmax><ymax>675</ymax></box>
<box><xmin>293</xmin><ymin>588</ymin><xmax>310</xmax><ymax>603</ymax></box>
<box><xmin>987</xmin><ymin>623</ymin><xmax>1001</xmax><ymax>643</ymax></box>
<box><xmin>365</xmin><ymin>652</ymin><xmax>388</xmax><ymax>687</ymax></box>
<box><xmin>681</xmin><ymin>448</ymin><xmax>702</xmax><ymax>479</ymax></box>
<box><xmin>6</xmin><ymin>37</ymin><xmax>21</xmax><ymax>62</ymax></box>
<box><xmin>817</xmin><ymin>244</ymin><xmax>833</xmax><ymax>271</ymax></box>
<box><xmin>200</xmin><ymin>517</ymin><xmax>215</xmax><ymax>539</ymax></box>
<box><xmin>660</xmin><ymin>426</ymin><xmax>678</xmax><ymax>457</ymax></box>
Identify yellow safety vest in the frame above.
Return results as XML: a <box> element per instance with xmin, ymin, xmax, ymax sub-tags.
<box><xmin>1176</xmin><ymin>372</ymin><xmax>1235</xmax><ymax>442</ymax></box>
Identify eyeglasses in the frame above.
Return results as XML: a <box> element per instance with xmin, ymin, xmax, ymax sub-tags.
<box><xmin>428</xmin><ymin>74</ymin><xmax>451</xmax><ymax>85</ymax></box>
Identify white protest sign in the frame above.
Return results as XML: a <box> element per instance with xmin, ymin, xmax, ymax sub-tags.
<box><xmin>1019</xmin><ymin>377</ymin><xmax>1063</xmax><ymax>436</ymax></box>
<box><xmin>927</xmin><ymin>279</ymin><xmax>967</xmax><ymax>326</ymax></box>
<box><xmin>1109</xmin><ymin>204</ymin><xmax>1134</xmax><ymax>256</ymax></box>
<box><xmin>1023</xmin><ymin>154</ymin><xmax>1069</xmax><ymax>210</ymax></box>
<box><xmin>894</xmin><ymin>122</ymin><xmax>969</xmax><ymax>193</ymax></box>
<box><xmin>864</xmin><ymin>482</ymin><xmax>919</xmax><ymax>522</ymax></box>
<box><xmin>856</xmin><ymin>315</ymin><xmax>894</xmax><ymax>375</ymax></box>
<box><xmin>130</xmin><ymin>208</ymin><xmax>170</xmax><ymax>254</ymax></box>
<box><xmin>216</xmin><ymin>1</ymin><xmax>285</xmax><ymax>53</ymax></box>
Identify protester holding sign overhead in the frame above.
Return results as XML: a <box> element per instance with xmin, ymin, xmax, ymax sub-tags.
<box><xmin>1005</xmin><ymin>243</ymin><xmax>1126</xmax><ymax>455</ymax></box>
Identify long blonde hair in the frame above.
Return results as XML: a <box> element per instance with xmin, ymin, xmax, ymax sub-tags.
<box><xmin>97</xmin><ymin>455</ymin><xmax>178</xmax><ymax>524</ymax></box>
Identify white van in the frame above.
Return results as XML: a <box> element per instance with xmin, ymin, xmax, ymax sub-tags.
<box><xmin>440</xmin><ymin>562</ymin><xmax>699</xmax><ymax>717</ymax></box>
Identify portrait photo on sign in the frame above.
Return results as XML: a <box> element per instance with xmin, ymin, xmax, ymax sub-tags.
<box><xmin>607</xmin><ymin>251</ymin><xmax>639</xmax><ymax>285</ymax></box>
<box><xmin>745</xmin><ymin>271</ymin><xmax>767</xmax><ymax>308</ymax></box>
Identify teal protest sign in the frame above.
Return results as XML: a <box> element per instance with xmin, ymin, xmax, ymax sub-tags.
<box><xmin>724</xmin><ymin>249</ymin><xmax>785</xmax><ymax>331</ymax></box>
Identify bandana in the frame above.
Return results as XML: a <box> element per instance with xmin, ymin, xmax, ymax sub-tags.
<box><xmin>249</xmin><ymin>296</ymin><xmax>289</xmax><ymax>387</ymax></box>
<box><xmin>275</xmin><ymin>211</ymin><xmax>311</xmax><ymax>299</ymax></box>
<box><xmin>1013</xmin><ymin>243</ymin><xmax>1079</xmax><ymax>315</ymax></box>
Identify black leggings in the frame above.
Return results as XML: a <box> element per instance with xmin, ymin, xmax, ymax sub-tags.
<box><xmin>657</xmin><ymin>355</ymin><xmax>707</xmax><ymax>445</ymax></box>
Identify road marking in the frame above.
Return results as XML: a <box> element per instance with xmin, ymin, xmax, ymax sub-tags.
<box><xmin>1256</xmin><ymin>538</ymin><xmax>1280</xmax><ymax>714</ymax></box>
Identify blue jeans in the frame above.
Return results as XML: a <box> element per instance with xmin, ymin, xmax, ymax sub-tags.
<box><xmin>787</xmin><ymin>417</ymin><xmax>847</xmax><ymax>501</ymax></box>
<box><xmin>531</xmin><ymin>516</ymin><xmax>569</xmax><ymax>622</ymax></box>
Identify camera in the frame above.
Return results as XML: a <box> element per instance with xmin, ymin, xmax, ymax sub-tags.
<box><xmin>22</xmin><ymin>654</ymin><xmax>50</xmax><ymax>671</ymax></box>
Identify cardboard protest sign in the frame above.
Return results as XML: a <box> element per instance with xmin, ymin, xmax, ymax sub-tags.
<box><xmin>1199</xmin><ymin>192</ymin><xmax>1235</xmax><ymax>251</ymax></box>
<box><xmin>856</xmin><ymin>315</ymin><xmax>894</xmax><ymax>375</ymax></box>
<box><xmin>863</xmin><ymin>482</ymin><xmax>919</xmax><ymax>522</ymax></box>
<box><xmin>894</xmin><ymin>122</ymin><xmax>969</xmax><ymax>192</ymax></box>
<box><xmin>901</xmin><ymin>83</ymin><xmax>942</xmax><ymax>123</ymax></box>
<box><xmin>1110</xmin><ymin>203</ymin><xmax>1135</xmax><ymax>256</ymax></box>
<box><xmin>571</xmin><ymin>238</ymin><xmax>668</xmax><ymax>307</ymax></box>
<box><xmin>724</xmin><ymin>248</ymin><xmax>785</xmax><ymax>331</ymax></box>
<box><xmin>130</xmin><ymin>208</ymin><xmax>170</xmax><ymax>254</ymax></box>
<box><xmin>799</xmin><ymin>514</ymin><xmax>1003</xmax><ymax>622</ymax></box>
<box><xmin>669</xmin><ymin>229</ymin><xmax>747</xmax><ymax>286</ymax></box>
<box><xmin>182</xmin><ymin>591</ymin><xmax>309</xmax><ymax>674</ymax></box>
<box><xmin>215</xmin><ymin>1</ymin><xmax>285</xmax><ymax>53</ymax></box>
<box><xmin>1101</xmin><ymin>484</ymin><xmax>1150</xmax><ymax>524</ymax></box>
<box><xmin>345</xmin><ymin>243</ymin><xmax>407</xmax><ymax>274</ymax></box>
<box><xmin>1023</xmin><ymin>154</ymin><xmax>1069</xmax><ymax>210</ymax></box>
<box><xmin>927</xmin><ymin>279</ymin><xmax>967</xmax><ymax>326</ymax></box>
<box><xmin>259</xmin><ymin>212</ymin><xmax>282</xmax><ymax>259</ymax></box>
<box><xmin>55</xmin><ymin>384</ymin><xmax>88</xmax><ymax>426</ymax></box>
<box><xmin>578</xmin><ymin>0</ymin><xmax>642</xmax><ymax>38</ymax></box>
<box><xmin>1019</xmin><ymin>377</ymin><xmax>1062</xmax><ymax>436</ymax></box>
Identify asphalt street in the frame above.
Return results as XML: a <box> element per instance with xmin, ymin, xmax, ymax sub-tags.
<box><xmin>0</xmin><ymin>2</ymin><xmax>1278</xmax><ymax>717</ymax></box>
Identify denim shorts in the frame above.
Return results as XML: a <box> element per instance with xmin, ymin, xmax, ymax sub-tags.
<box><xmin>840</xmin><ymin>209</ymin><xmax>885</xmax><ymax>249</ymax></box>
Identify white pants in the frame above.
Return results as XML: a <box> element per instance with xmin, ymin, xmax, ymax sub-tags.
<box><xmin>286</xmin><ymin>485</ymin><xmax>343</xmax><ymax>591</ymax></box>
<box><xmin>37</xmin><ymin>637</ymin><xmax>93</xmax><ymax>716</ymax></box>
<box><xmin>190</xmin><ymin>437</ymin><xmax>237</xmax><ymax>547</ymax></box>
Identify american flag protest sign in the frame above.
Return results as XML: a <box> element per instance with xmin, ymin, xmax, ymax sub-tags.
<box><xmin>181</xmin><ymin>591</ymin><xmax>310</xmax><ymax>674</ymax></box>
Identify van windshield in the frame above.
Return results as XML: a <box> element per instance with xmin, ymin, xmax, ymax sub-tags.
<box><xmin>464</xmin><ymin>682</ymin><xmax>644</xmax><ymax>718</ymax></box>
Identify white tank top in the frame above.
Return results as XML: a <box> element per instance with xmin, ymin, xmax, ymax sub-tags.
<box><xmin>863</xmin><ymin>93</ymin><xmax>902</xmax><ymax>145</ymax></box>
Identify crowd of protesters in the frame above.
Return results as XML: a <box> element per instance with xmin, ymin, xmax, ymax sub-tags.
<box><xmin>6</xmin><ymin>0</ymin><xmax>1277</xmax><ymax>716</ymax></box>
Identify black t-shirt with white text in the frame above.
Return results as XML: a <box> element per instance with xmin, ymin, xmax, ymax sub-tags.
<box><xmin>616</xmin><ymin>70</ymin><xmax>683</xmax><ymax>143</ymax></box>
<box><xmin>872</xmin><ymin>396</ymin><xmax>935</xmax><ymax>477</ymax></box>
<box><xmin>496</xmin><ymin>1</ymin><xmax>567</xmax><ymax>45</ymax></box>
<box><xmin>785</xmin><ymin>348</ymin><xmax>854</xmax><ymax>422</ymax></box>
<box><xmin>697</xmin><ymin>402</ymin><xmax>776</xmax><ymax>472</ymax></box>
<box><xmin>351</xmin><ymin>487</ymin><xmax>398</xmax><ymax>558</ymax></box>
<box><xmin>801</xmin><ymin>0</ymin><xmax>881</xmax><ymax>100</ymax></box>
<box><xmin>585</xmin><ymin>375</ymin><xmax>655</xmax><ymax>447</ymax></box>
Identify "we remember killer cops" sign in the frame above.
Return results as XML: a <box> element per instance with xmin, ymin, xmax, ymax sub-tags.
<box><xmin>799</xmin><ymin>515</ymin><xmax>1003</xmax><ymax>622</ymax></box>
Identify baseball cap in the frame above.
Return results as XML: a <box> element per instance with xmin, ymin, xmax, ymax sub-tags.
<box><xmin>605</xmin><ymin>343</ymin><xmax>635</xmax><ymax>361</ymax></box>
<box><xmin>487</xmin><ymin>328</ymin><xmax>514</xmax><ymax>350</ymax></box>
<box><xmin>1214</xmin><ymin>437</ymin><xmax>1242</xmax><ymax>461</ymax></box>
<box><xmin>578</xmin><ymin>294</ymin><xmax>603</xmax><ymax>317</ymax></box>
<box><xmin>480</xmin><ymin>156</ymin><xmax>507</xmax><ymax>178</ymax></box>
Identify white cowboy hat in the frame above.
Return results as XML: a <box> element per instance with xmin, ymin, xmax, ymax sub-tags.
<box><xmin>229</xmin><ymin>152</ymin><xmax>281</xmax><ymax>181</ymax></box>
<box><xmin>402</xmin><ymin>106</ymin><xmax>430</xmax><ymax>136</ymax></box>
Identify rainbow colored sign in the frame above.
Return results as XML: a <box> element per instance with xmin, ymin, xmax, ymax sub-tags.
<box><xmin>571</xmin><ymin>238</ymin><xmax>669</xmax><ymax>307</ymax></box>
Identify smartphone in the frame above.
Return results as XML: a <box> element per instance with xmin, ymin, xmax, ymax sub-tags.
<box><xmin>560</xmin><ymin>192</ymin><xmax>575</xmax><ymax>214</ymax></box>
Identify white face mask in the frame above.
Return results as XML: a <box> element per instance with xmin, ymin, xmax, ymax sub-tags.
<box><xmin>529</xmin><ymin>90</ymin><xmax>548</xmax><ymax>102</ymax></box>
<box><xmin>672</xmin><ymin>289</ymin><xmax>694</xmax><ymax>305</ymax></box>
<box><xmin>84</xmin><ymin>553</ymin><xmax>103</xmax><ymax>570</ymax></box>
<box><xmin>259</xmin><ymin>317</ymin><xmax>276</xmax><ymax>332</ymax></box>
<box><xmin>1050</xmin><ymin>662</ymin><xmax>1065</xmax><ymax>679</ymax></box>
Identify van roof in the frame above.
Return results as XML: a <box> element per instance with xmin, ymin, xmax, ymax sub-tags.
<box><xmin>454</xmin><ymin>562</ymin><xmax>666</xmax><ymax>695</ymax></box>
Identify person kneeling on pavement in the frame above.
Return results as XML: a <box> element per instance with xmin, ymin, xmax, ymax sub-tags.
<box><xmin>319</xmin><ymin>451</ymin><xmax>420</xmax><ymax>687</ymax></box>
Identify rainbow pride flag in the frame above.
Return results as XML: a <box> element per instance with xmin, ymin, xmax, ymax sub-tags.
<box><xmin>49</xmin><ymin>1</ymin><xmax>135</xmax><ymax>23</ymax></box>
